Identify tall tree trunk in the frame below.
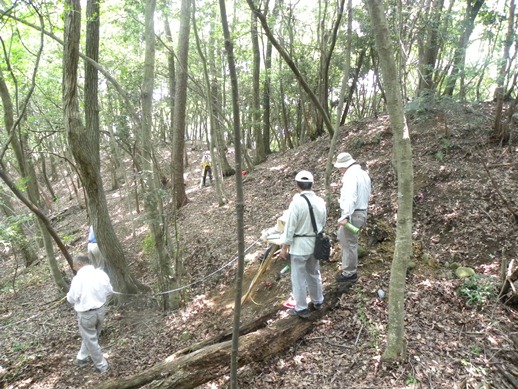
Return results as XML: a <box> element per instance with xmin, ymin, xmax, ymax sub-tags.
<box><xmin>364</xmin><ymin>0</ymin><xmax>414</xmax><ymax>363</ymax></box>
<box><xmin>192</xmin><ymin>1</ymin><xmax>228</xmax><ymax>205</ymax></box>
<box><xmin>416</xmin><ymin>0</ymin><xmax>445</xmax><ymax>95</ymax></box>
<box><xmin>171</xmin><ymin>0</ymin><xmax>192</xmax><ymax>209</ymax></box>
<box><xmin>64</xmin><ymin>0</ymin><xmax>144</xmax><ymax>296</ymax></box>
<box><xmin>442</xmin><ymin>0</ymin><xmax>484</xmax><ymax>96</ymax></box>
<box><xmin>325</xmin><ymin>0</ymin><xmax>353</xmax><ymax>208</ymax></box>
<box><xmin>492</xmin><ymin>0</ymin><xmax>515</xmax><ymax>143</ymax></box>
<box><xmin>262</xmin><ymin>0</ymin><xmax>280</xmax><ymax>155</ymax></box>
<box><xmin>207</xmin><ymin>17</ymin><xmax>235</xmax><ymax>178</ymax></box>
<box><xmin>251</xmin><ymin>11</ymin><xmax>266</xmax><ymax>165</ymax></box>
<box><xmin>138</xmin><ymin>0</ymin><xmax>175</xmax><ymax>310</ymax></box>
<box><xmin>218</xmin><ymin>0</ymin><xmax>246</xmax><ymax>386</ymax></box>
<box><xmin>316</xmin><ymin>0</ymin><xmax>345</xmax><ymax>138</ymax></box>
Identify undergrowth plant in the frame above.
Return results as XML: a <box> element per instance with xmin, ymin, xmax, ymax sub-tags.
<box><xmin>458</xmin><ymin>274</ymin><xmax>497</xmax><ymax>307</ymax></box>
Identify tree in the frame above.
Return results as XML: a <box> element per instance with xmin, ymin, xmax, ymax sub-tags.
<box><xmin>218</xmin><ymin>0</ymin><xmax>246</xmax><ymax>386</ymax></box>
<box><xmin>63</xmin><ymin>0</ymin><xmax>145</xmax><ymax>296</ymax></box>
<box><xmin>364</xmin><ymin>0</ymin><xmax>414</xmax><ymax>363</ymax></box>
<box><xmin>442</xmin><ymin>0</ymin><xmax>485</xmax><ymax>97</ymax></box>
<box><xmin>0</xmin><ymin>17</ymin><xmax>68</xmax><ymax>291</ymax></box>
<box><xmin>171</xmin><ymin>0</ymin><xmax>192</xmax><ymax>209</ymax></box>
<box><xmin>192</xmin><ymin>0</ymin><xmax>228</xmax><ymax>205</ymax></box>
<box><xmin>245</xmin><ymin>0</ymin><xmax>336</xmax><ymax>138</ymax></box>
<box><xmin>251</xmin><ymin>9</ymin><xmax>266</xmax><ymax>164</ymax></box>
<box><xmin>492</xmin><ymin>0</ymin><xmax>515</xmax><ymax>143</ymax></box>
<box><xmin>416</xmin><ymin>0</ymin><xmax>446</xmax><ymax>96</ymax></box>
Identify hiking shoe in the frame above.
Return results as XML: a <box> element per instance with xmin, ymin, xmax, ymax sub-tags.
<box><xmin>286</xmin><ymin>308</ymin><xmax>311</xmax><ymax>319</ymax></box>
<box><xmin>74</xmin><ymin>357</ymin><xmax>91</xmax><ymax>367</ymax></box>
<box><xmin>335</xmin><ymin>272</ymin><xmax>358</xmax><ymax>283</ymax></box>
<box><xmin>96</xmin><ymin>363</ymin><xmax>109</xmax><ymax>374</ymax></box>
<box><xmin>309</xmin><ymin>301</ymin><xmax>323</xmax><ymax>311</ymax></box>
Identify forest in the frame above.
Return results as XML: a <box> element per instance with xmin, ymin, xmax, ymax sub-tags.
<box><xmin>0</xmin><ymin>0</ymin><xmax>517</xmax><ymax>388</ymax></box>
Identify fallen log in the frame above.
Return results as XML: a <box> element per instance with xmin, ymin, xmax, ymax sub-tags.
<box><xmin>96</xmin><ymin>285</ymin><xmax>348</xmax><ymax>389</ymax></box>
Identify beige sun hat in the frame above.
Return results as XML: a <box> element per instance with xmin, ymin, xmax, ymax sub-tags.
<box><xmin>334</xmin><ymin>152</ymin><xmax>356</xmax><ymax>168</ymax></box>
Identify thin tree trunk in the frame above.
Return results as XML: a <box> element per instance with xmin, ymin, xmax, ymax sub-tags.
<box><xmin>364</xmin><ymin>0</ymin><xmax>414</xmax><ymax>363</ymax></box>
<box><xmin>192</xmin><ymin>1</ymin><xmax>228</xmax><ymax>205</ymax></box>
<box><xmin>492</xmin><ymin>0</ymin><xmax>515</xmax><ymax>143</ymax></box>
<box><xmin>218</xmin><ymin>0</ymin><xmax>246</xmax><ymax>386</ymax></box>
<box><xmin>251</xmin><ymin>11</ymin><xmax>265</xmax><ymax>164</ymax></box>
<box><xmin>326</xmin><ymin>0</ymin><xmax>353</xmax><ymax>208</ymax></box>
<box><xmin>171</xmin><ymin>0</ymin><xmax>192</xmax><ymax>209</ymax></box>
<box><xmin>138</xmin><ymin>0</ymin><xmax>175</xmax><ymax>310</ymax></box>
<box><xmin>245</xmin><ymin>0</ymin><xmax>335</xmax><ymax>138</ymax></box>
<box><xmin>442</xmin><ymin>0</ymin><xmax>484</xmax><ymax>96</ymax></box>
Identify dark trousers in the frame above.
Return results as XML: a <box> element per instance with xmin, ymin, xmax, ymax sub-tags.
<box><xmin>203</xmin><ymin>166</ymin><xmax>213</xmax><ymax>186</ymax></box>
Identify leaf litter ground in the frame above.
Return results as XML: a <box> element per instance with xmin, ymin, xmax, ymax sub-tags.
<box><xmin>1</xmin><ymin>101</ymin><xmax>517</xmax><ymax>388</ymax></box>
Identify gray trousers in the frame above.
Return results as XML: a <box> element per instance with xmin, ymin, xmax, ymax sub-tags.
<box><xmin>337</xmin><ymin>210</ymin><xmax>367</xmax><ymax>276</ymax></box>
<box><xmin>76</xmin><ymin>306</ymin><xmax>108</xmax><ymax>371</ymax></box>
<box><xmin>290</xmin><ymin>254</ymin><xmax>324</xmax><ymax>311</ymax></box>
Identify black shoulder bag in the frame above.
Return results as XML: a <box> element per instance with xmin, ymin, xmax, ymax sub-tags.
<box><xmin>300</xmin><ymin>194</ymin><xmax>330</xmax><ymax>261</ymax></box>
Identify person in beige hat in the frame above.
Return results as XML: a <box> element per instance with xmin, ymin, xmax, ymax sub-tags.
<box><xmin>334</xmin><ymin>152</ymin><xmax>372</xmax><ymax>283</ymax></box>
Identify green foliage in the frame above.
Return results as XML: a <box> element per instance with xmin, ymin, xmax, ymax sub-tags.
<box><xmin>458</xmin><ymin>275</ymin><xmax>497</xmax><ymax>307</ymax></box>
<box><xmin>355</xmin><ymin>293</ymin><xmax>381</xmax><ymax>351</ymax></box>
<box><xmin>61</xmin><ymin>235</ymin><xmax>74</xmax><ymax>244</ymax></box>
<box><xmin>405</xmin><ymin>372</ymin><xmax>419</xmax><ymax>385</ymax></box>
<box><xmin>351</xmin><ymin>135</ymin><xmax>367</xmax><ymax>149</ymax></box>
<box><xmin>141</xmin><ymin>233</ymin><xmax>156</xmax><ymax>258</ymax></box>
<box><xmin>13</xmin><ymin>343</ymin><xmax>28</xmax><ymax>352</ymax></box>
<box><xmin>435</xmin><ymin>139</ymin><xmax>456</xmax><ymax>161</ymax></box>
<box><xmin>0</xmin><ymin>214</ymin><xmax>33</xmax><ymax>247</ymax></box>
<box><xmin>468</xmin><ymin>344</ymin><xmax>483</xmax><ymax>356</ymax></box>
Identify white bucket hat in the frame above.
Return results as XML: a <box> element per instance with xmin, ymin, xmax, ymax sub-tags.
<box><xmin>334</xmin><ymin>152</ymin><xmax>356</xmax><ymax>168</ymax></box>
<box><xmin>295</xmin><ymin>170</ymin><xmax>314</xmax><ymax>183</ymax></box>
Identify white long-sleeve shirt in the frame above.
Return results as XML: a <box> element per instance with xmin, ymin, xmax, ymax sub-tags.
<box><xmin>280</xmin><ymin>191</ymin><xmax>327</xmax><ymax>256</ymax></box>
<box><xmin>67</xmin><ymin>265</ymin><xmax>113</xmax><ymax>313</ymax></box>
<box><xmin>338</xmin><ymin>164</ymin><xmax>372</xmax><ymax>222</ymax></box>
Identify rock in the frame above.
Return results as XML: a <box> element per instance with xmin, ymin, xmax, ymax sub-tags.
<box><xmin>455</xmin><ymin>266</ymin><xmax>475</xmax><ymax>278</ymax></box>
<box><xmin>421</xmin><ymin>252</ymin><xmax>431</xmax><ymax>262</ymax></box>
<box><xmin>448</xmin><ymin>262</ymin><xmax>460</xmax><ymax>270</ymax></box>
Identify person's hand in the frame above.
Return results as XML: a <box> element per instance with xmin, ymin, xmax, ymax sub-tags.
<box><xmin>279</xmin><ymin>245</ymin><xmax>289</xmax><ymax>260</ymax></box>
<box><xmin>337</xmin><ymin>217</ymin><xmax>348</xmax><ymax>227</ymax></box>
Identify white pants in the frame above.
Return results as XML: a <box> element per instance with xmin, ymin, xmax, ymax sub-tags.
<box><xmin>76</xmin><ymin>307</ymin><xmax>108</xmax><ymax>371</ymax></box>
<box><xmin>290</xmin><ymin>254</ymin><xmax>324</xmax><ymax>311</ymax></box>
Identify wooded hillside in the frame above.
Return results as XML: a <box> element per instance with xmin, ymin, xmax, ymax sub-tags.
<box><xmin>0</xmin><ymin>0</ymin><xmax>517</xmax><ymax>388</ymax></box>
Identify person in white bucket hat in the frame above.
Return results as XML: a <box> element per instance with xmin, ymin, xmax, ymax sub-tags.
<box><xmin>334</xmin><ymin>152</ymin><xmax>372</xmax><ymax>284</ymax></box>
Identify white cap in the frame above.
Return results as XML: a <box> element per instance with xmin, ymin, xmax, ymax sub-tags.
<box><xmin>295</xmin><ymin>170</ymin><xmax>314</xmax><ymax>183</ymax></box>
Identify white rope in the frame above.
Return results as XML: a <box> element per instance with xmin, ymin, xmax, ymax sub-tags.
<box><xmin>112</xmin><ymin>238</ymin><xmax>263</xmax><ymax>297</ymax></box>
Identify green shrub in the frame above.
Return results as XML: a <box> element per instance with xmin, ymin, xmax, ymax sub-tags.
<box><xmin>458</xmin><ymin>275</ymin><xmax>497</xmax><ymax>307</ymax></box>
<box><xmin>141</xmin><ymin>234</ymin><xmax>156</xmax><ymax>257</ymax></box>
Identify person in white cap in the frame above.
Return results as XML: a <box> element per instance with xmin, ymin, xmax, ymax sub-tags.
<box><xmin>279</xmin><ymin>170</ymin><xmax>327</xmax><ymax>318</ymax></box>
<box><xmin>334</xmin><ymin>152</ymin><xmax>372</xmax><ymax>284</ymax></box>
